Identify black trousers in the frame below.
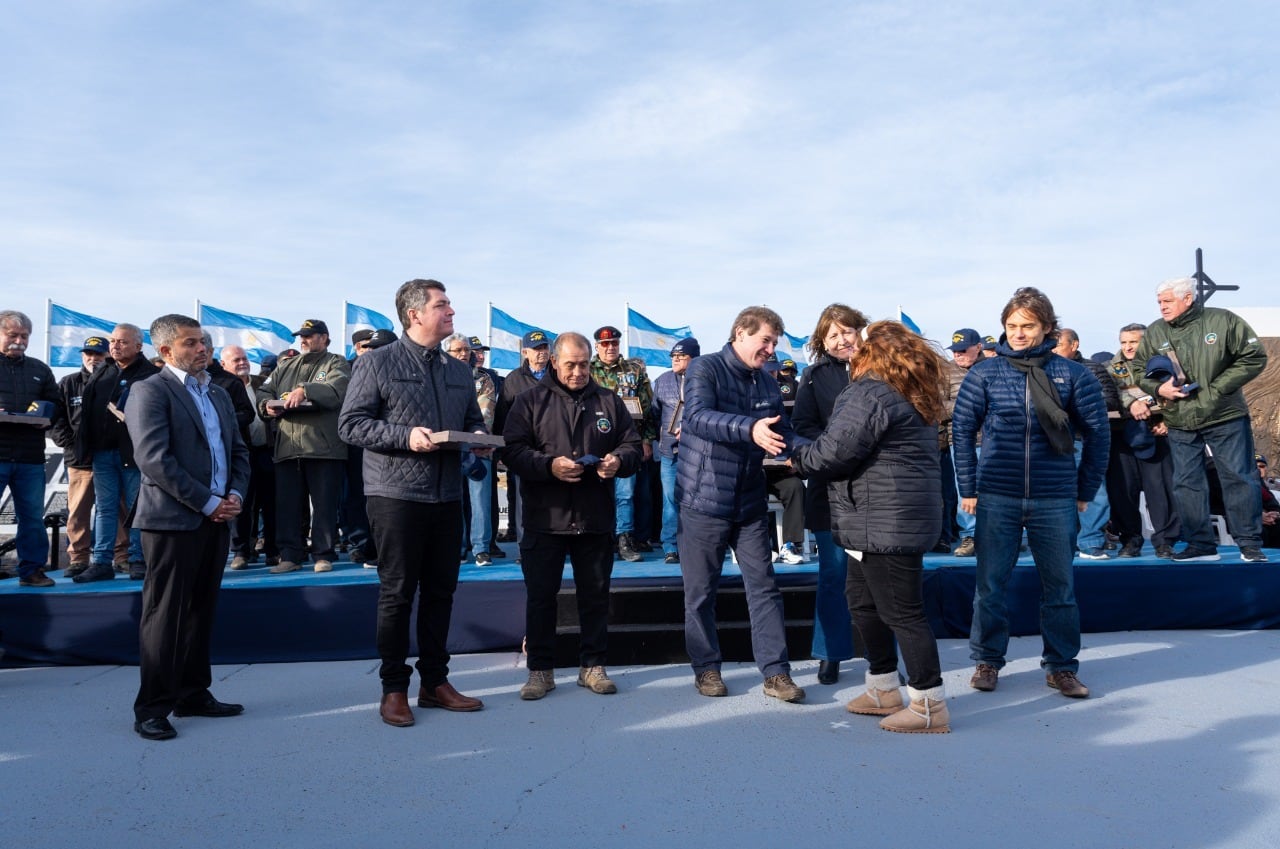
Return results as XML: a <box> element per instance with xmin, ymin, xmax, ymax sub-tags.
<box><xmin>232</xmin><ymin>445</ymin><xmax>277</xmax><ymax>558</ymax></box>
<box><xmin>846</xmin><ymin>551</ymin><xmax>942</xmax><ymax>690</ymax></box>
<box><xmin>367</xmin><ymin>496</ymin><xmax>463</xmax><ymax>693</ymax></box>
<box><xmin>275</xmin><ymin>457</ymin><xmax>344</xmax><ymax>562</ymax></box>
<box><xmin>339</xmin><ymin>446</ymin><xmax>374</xmax><ymax>555</ymax></box>
<box><xmin>520</xmin><ymin>531</ymin><xmax>614</xmax><ymax>671</ymax></box>
<box><xmin>135</xmin><ymin>520</ymin><xmax>230</xmax><ymax>721</ymax></box>
<box><xmin>1106</xmin><ymin>436</ymin><xmax>1180</xmax><ymax>547</ymax></box>
<box><xmin>766</xmin><ymin>472</ymin><xmax>806</xmax><ymax>546</ymax></box>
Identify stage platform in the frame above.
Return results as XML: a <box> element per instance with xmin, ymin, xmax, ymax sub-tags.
<box><xmin>2</xmin><ymin>546</ymin><xmax>1278</xmax><ymax>666</ymax></box>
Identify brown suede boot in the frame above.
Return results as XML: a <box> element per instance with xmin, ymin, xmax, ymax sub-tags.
<box><xmin>879</xmin><ymin>685</ymin><xmax>950</xmax><ymax>734</ymax></box>
<box><xmin>846</xmin><ymin>670</ymin><xmax>904</xmax><ymax>716</ymax></box>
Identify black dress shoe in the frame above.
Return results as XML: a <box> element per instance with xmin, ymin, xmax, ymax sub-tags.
<box><xmin>817</xmin><ymin>660</ymin><xmax>840</xmax><ymax>685</ymax></box>
<box><xmin>173</xmin><ymin>695</ymin><xmax>244</xmax><ymax>717</ymax></box>
<box><xmin>134</xmin><ymin>717</ymin><xmax>177</xmax><ymax>740</ymax></box>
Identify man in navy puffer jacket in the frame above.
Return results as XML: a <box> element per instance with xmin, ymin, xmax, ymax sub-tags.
<box><xmin>677</xmin><ymin>306</ymin><xmax>808</xmax><ymax>703</ymax></box>
<box><xmin>952</xmin><ymin>287</ymin><xmax>1109</xmax><ymax>700</ymax></box>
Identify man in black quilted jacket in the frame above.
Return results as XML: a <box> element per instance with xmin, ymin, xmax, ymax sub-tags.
<box><xmin>339</xmin><ymin>278</ymin><xmax>489</xmax><ymax>728</ymax></box>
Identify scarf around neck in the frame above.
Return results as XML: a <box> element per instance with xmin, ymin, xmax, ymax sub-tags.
<box><xmin>1006</xmin><ymin>352</ymin><xmax>1073</xmax><ymax>455</ymax></box>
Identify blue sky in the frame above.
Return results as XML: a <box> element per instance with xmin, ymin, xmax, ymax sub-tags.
<box><xmin>4</xmin><ymin>1</ymin><xmax>1278</xmax><ymax>367</ymax></box>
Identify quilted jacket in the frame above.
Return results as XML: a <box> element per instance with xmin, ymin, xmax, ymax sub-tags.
<box><xmin>502</xmin><ymin>373</ymin><xmax>642</xmax><ymax>535</ymax></box>
<box><xmin>338</xmin><ymin>336</ymin><xmax>486</xmax><ymax>504</ymax></box>
<box><xmin>676</xmin><ymin>343</ymin><xmax>800</xmax><ymax>522</ymax></box>
<box><xmin>791</xmin><ymin>353</ymin><xmax>849</xmax><ymax>531</ymax></box>
<box><xmin>952</xmin><ymin>337</ymin><xmax>1109</xmax><ymax>502</ymax></box>
<box><xmin>791</xmin><ymin>377</ymin><xmax>941</xmax><ymax>554</ymax></box>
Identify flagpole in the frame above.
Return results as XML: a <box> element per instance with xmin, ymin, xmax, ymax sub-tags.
<box><xmin>624</xmin><ymin>301</ymin><xmax>630</xmax><ymax>359</ymax></box>
<box><xmin>195</xmin><ymin>298</ymin><xmax>203</xmax><ymax>322</ymax></box>
<box><xmin>487</xmin><ymin>301</ymin><xmax>493</xmax><ymax>350</ymax></box>
<box><xmin>44</xmin><ymin>298</ymin><xmax>53</xmax><ymax>364</ymax></box>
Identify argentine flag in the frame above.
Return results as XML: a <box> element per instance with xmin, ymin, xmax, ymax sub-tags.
<box><xmin>489</xmin><ymin>305</ymin><xmax>553</xmax><ymax>372</ymax></box>
<box><xmin>47</xmin><ymin>303</ymin><xmax>118</xmax><ymax>367</ymax></box>
<box><xmin>898</xmin><ymin>307</ymin><xmax>923</xmax><ymax>335</ymax></box>
<box><xmin>775</xmin><ymin>329</ymin><xmax>810</xmax><ymax>372</ymax></box>
<box><xmin>627</xmin><ymin>307</ymin><xmax>692</xmax><ymax>368</ymax></box>
<box><xmin>198</xmin><ymin>303</ymin><xmax>294</xmax><ymax>364</ymax></box>
<box><xmin>344</xmin><ymin>302</ymin><xmax>395</xmax><ymax>358</ymax></box>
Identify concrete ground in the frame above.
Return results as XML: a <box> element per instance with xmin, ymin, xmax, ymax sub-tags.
<box><xmin>3</xmin><ymin>630</ymin><xmax>1279</xmax><ymax>849</ymax></box>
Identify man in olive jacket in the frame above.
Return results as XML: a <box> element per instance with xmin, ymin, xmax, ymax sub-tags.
<box><xmin>258</xmin><ymin>319</ymin><xmax>350</xmax><ymax>573</ymax></box>
<box><xmin>1132</xmin><ymin>276</ymin><xmax>1268</xmax><ymax>563</ymax></box>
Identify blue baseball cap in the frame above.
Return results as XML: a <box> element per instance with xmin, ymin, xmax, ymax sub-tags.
<box><xmin>948</xmin><ymin>328</ymin><xmax>983</xmax><ymax>352</ymax></box>
<box><xmin>522</xmin><ymin>330</ymin><xmax>550</xmax><ymax>349</ymax></box>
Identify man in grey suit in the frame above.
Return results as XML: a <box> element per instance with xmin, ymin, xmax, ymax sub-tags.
<box><xmin>126</xmin><ymin>314</ymin><xmax>251</xmax><ymax>741</ymax></box>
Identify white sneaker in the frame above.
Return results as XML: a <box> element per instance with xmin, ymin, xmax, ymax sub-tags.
<box><xmin>779</xmin><ymin>542</ymin><xmax>804</xmax><ymax>565</ymax></box>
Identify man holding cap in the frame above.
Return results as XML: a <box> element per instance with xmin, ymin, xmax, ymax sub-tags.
<box><xmin>259</xmin><ymin>318</ymin><xmax>351</xmax><ymax>573</ymax></box>
<box><xmin>1133</xmin><ymin>277</ymin><xmax>1268</xmax><ymax>563</ymax></box>
<box><xmin>652</xmin><ymin>337</ymin><xmax>699</xmax><ymax>563</ymax></box>
<box><xmin>590</xmin><ymin>325</ymin><xmax>657</xmax><ymax>562</ymax></box>
<box><xmin>944</xmin><ymin>328</ymin><xmax>984</xmax><ymax>556</ymax></box>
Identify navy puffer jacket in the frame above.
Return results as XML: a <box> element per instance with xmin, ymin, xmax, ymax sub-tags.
<box><xmin>676</xmin><ymin>343</ymin><xmax>800</xmax><ymax>522</ymax></box>
<box><xmin>952</xmin><ymin>337</ymin><xmax>1109</xmax><ymax>502</ymax></box>
<box><xmin>791</xmin><ymin>377</ymin><xmax>941</xmax><ymax>554</ymax></box>
<box><xmin>339</xmin><ymin>336</ymin><xmax>485</xmax><ymax>504</ymax></box>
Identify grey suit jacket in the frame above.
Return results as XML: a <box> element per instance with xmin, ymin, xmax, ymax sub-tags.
<box><xmin>127</xmin><ymin>367</ymin><xmax>251</xmax><ymax>531</ymax></box>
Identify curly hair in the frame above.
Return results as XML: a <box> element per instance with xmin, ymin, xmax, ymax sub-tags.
<box><xmin>848</xmin><ymin>320</ymin><xmax>947</xmax><ymax>425</ymax></box>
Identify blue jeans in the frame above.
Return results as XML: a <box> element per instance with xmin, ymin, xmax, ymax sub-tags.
<box><xmin>1074</xmin><ymin>441</ymin><xmax>1110</xmax><ymax>551</ymax></box>
<box><xmin>659</xmin><ymin>455</ymin><xmax>679</xmax><ymax>554</ymax></box>
<box><xmin>1167</xmin><ymin>417</ymin><xmax>1262</xmax><ymax>549</ymax></box>
<box><xmin>678</xmin><ymin>508</ymin><xmax>790</xmax><ymax>678</ymax></box>
<box><xmin>0</xmin><ymin>461</ymin><xmax>49</xmax><ymax>578</ymax></box>
<box><xmin>467</xmin><ymin>458</ymin><xmax>492</xmax><ymax>554</ymax></box>
<box><xmin>952</xmin><ymin>444</ymin><xmax>976</xmax><ymax>538</ymax></box>
<box><xmin>92</xmin><ymin>450</ymin><xmax>143</xmax><ymax>565</ymax></box>
<box><xmin>970</xmin><ymin>493</ymin><xmax>1080</xmax><ymax>673</ymax></box>
<box><xmin>614</xmin><ymin>474</ymin><xmax>634</xmax><ymax>535</ymax></box>
<box><xmin>810</xmin><ymin>530</ymin><xmax>854</xmax><ymax>661</ymax></box>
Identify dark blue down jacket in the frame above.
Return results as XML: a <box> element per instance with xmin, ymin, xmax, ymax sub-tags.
<box><xmin>952</xmin><ymin>337</ymin><xmax>1109</xmax><ymax>502</ymax></box>
<box><xmin>676</xmin><ymin>343</ymin><xmax>801</xmax><ymax>522</ymax></box>
<box><xmin>339</xmin><ymin>335</ymin><xmax>485</xmax><ymax>504</ymax></box>
<box><xmin>791</xmin><ymin>377</ymin><xmax>941</xmax><ymax>554</ymax></box>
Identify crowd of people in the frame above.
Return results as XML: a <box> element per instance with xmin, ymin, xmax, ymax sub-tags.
<box><xmin>0</xmin><ymin>273</ymin><xmax>1273</xmax><ymax>739</ymax></box>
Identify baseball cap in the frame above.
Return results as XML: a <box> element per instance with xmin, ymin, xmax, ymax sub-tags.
<box><xmin>780</xmin><ymin>358</ymin><xmax>797</xmax><ymax>371</ymax></box>
<box><xmin>366</xmin><ymin>329</ymin><xmax>398</xmax><ymax>349</ymax></box>
<box><xmin>351</xmin><ymin>328</ymin><xmax>375</xmax><ymax>345</ymax></box>
<box><xmin>1257</xmin><ymin>453</ymin><xmax>1269</xmax><ymax>466</ymax></box>
<box><xmin>522</xmin><ymin>330</ymin><xmax>550</xmax><ymax>349</ymax></box>
<box><xmin>594</xmin><ymin>326</ymin><xmax>622</xmax><ymax>343</ymax></box>
<box><xmin>81</xmin><ymin>336</ymin><xmax>109</xmax><ymax>355</ymax></box>
<box><xmin>468</xmin><ymin>335</ymin><xmax>490</xmax><ymax>351</ymax></box>
<box><xmin>982</xmin><ymin>335</ymin><xmax>998</xmax><ymax>351</ymax></box>
<box><xmin>948</xmin><ymin>328</ymin><xmax>983</xmax><ymax>352</ymax></box>
<box><xmin>671</xmin><ymin>337</ymin><xmax>700</xmax><ymax>358</ymax></box>
<box><xmin>293</xmin><ymin>319</ymin><xmax>329</xmax><ymax>337</ymax></box>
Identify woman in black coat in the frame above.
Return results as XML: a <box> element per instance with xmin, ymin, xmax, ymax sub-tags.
<box><xmin>791</xmin><ymin>304</ymin><xmax>868</xmax><ymax>684</ymax></box>
<box><xmin>791</xmin><ymin>320</ymin><xmax>950</xmax><ymax>734</ymax></box>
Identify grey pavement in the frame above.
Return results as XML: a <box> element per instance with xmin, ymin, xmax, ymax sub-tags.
<box><xmin>3</xmin><ymin>630</ymin><xmax>1280</xmax><ymax>849</ymax></box>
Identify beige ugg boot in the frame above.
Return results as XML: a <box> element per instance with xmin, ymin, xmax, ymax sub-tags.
<box><xmin>879</xmin><ymin>685</ymin><xmax>950</xmax><ymax>733</ymax></box>
<box><xmin>846</xmin><ymin>670</ymin><xmax>904</xmax><ymax>716</ymax></box>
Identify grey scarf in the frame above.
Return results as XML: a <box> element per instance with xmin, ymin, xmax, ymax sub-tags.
<box><xmin>1007</xmin><ymin>354</ymin><xmax>1073</xmax><ymax>455</ymax></box>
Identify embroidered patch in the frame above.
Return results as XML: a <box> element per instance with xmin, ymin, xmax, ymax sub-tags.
<box><xmin>1204</xmin><ymin>333</ymin><xmax>1218</xmax><ymax>345</ymax></box>
<box><xmin>596</xmin><ymin>417</ymin><xmax>612</xmax><ymax>434</ymax></box>
<box><xmin>317</xmin><ymin>371</ymin><xmax>327</xmax><ymax>380</ymax></box>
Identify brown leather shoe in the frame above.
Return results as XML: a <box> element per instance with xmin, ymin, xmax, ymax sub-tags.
<box><xmin>379</xmin><ymin>692</ymin><xmax>415</xmax><ymax>726</ymax></box>
<box><xmin>418</xmin><ymin>681</ymin><xmax>484</xmax><ymax>712</ymax></box>
<box><xmin>970</xmin><ymin>663</ymin><xmax>999</xmax><ymax>692</ymax></box>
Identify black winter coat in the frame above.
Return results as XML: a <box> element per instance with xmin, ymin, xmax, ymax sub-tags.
<box><xmin>0</xmin><ymin>354</ymin><xmax>61</xmax><ymax>465</ymax></box>
<box><xmin>502</xmin><ymin>374</ymin><xmax>642</xmax><ymax>535</ymax></box>
<box><xmin>790</xmin><ymin>353</ymin><xmax>850</xmax><ymax>531</ymax></box>
<box><xmin>73</xmin><ymin>356</ymin><xmax>160</xmax><ymax>467</ymax></box>
<box><xmin>791</xmin><ymin>377</ymin><xmax>941</xmax><ymax>555</ymax></box>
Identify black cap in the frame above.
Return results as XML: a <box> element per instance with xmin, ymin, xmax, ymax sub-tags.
<box><xmin>594</xmin><ymin>326</ymin><xmax>622</xmax><ymax>342</ymax></box>
<box><xmin>366</xmin><ymin>329</ymin><xmax>398</xmax><ymax>349</ymax></box>
<box><xmin>351</xmin><ymin>328</ymin><xmax>375</xmax><ymax>345</ymax></box>
<box><xmin>293</xmin><ymin>319</ymin><xmax>329</xmax><ymax>337</ymax></box>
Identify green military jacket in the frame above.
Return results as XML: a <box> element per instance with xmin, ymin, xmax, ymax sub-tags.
<box><xmin>258</xmin><ymin>349</ymin><xmax>351</xmax><ymax>461</ymax></box>
<box><xmin>590</xmin><ymin>355</ymin><xmax>657</xmax><ymax>442</ymax></box>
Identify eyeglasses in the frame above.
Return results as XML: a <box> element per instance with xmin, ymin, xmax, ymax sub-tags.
<box><xmin>598</xmin><ymin>340</ymin><xmax>620</xmax><ymax>347</ymax></box>
<box><xmin>446</xmin><ymin>348</ymin><xmax>470</xmax><ymax>355</ymax></box>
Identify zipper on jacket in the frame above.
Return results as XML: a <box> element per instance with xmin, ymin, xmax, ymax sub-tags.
<box><xmin>1023</xmin><ymin>371</ymin><xmax>1032</xmax><ymax>500</ymax></box>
